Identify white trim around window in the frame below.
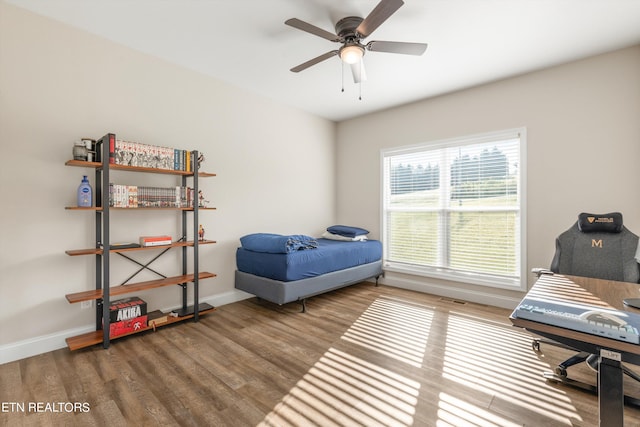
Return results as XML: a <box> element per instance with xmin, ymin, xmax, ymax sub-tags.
<box><xmin>380</xmin><ymin>128</ymin><xmax>527</xmax><ymax>291</ymax></box>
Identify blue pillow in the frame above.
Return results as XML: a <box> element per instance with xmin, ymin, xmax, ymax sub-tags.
<box><xmin>326</xmin><ymin>225</ymin><xmax>369</xmax><ymax>238</ymax></box>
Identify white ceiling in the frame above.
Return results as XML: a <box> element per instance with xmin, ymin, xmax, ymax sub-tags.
<box><xmin>7</xmin><ymin>0</ymin><xmax>640</xmax><ymax>121</ymax></box>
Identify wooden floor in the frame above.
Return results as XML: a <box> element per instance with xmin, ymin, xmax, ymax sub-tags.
<box><xmin>3</xmin><ymin>282</ymin><xmax>640</xmax><ymax>426</ymax></box>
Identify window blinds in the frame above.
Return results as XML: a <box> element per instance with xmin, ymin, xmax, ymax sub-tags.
<box><xmin>382</xmin><ymin>129</ymin><xmax>524</xmax><ymax>289</ymax></box>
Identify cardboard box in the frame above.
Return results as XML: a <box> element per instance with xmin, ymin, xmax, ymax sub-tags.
<box><xmin>109</xmin><ymin>296</ymin><xmax>147</xmax><ymax>323</ymax></box>
<box><xmin>109</xmin><ymin>315</ymin><xmax>148</xmax><ymax>337</ymax></box>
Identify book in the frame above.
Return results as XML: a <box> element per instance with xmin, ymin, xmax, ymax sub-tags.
<box><xmin>139</xmin><ymin>235</ymin><xmax>172</xmax><ymax>242</ymax></box>
<box><xmin>139</xmin><ymin>235</ymin><xmax>172</xmax><ymax>246</ymax></box>
<box><xmin>141</xmin><ymin>240</ymin><xmax>172</xmax><ymax>247</ymax></box>
<box><xmin>109</xmin><ymin>184</ymin><xmax>191</xmax><ymax>208</ymax></box>
<box><xmin>90</xmin><ymin>135</ymin><xmax>203</xmax><ymax>172</ymax></box>
<box><xmin>147</xmin><ymin>310</ymin><xmax>168</xmax><ymax>329</ymax></box>
<box><xmin>109</xmin><ymin>242</ymin><xmax>141</xmax><ymax>249</ymax></box>
<box><xmin>108</xmin><ymin>134</ymin><xmax>115</xmax><ymax>164</ymax></box>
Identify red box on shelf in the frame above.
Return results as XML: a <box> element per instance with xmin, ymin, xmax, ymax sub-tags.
<box><xmin>109</xmin><ymin>296</ymin><xmax>147</xmax><ymax>323</ymax></box>
<box><xmin>109</xmin><ymin>315</ymin><xmax>148</xmax><ymax>337</ymax></box>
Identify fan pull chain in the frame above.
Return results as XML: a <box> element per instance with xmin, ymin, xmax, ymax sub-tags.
<box><xmin>358</xmin><ymin>61</ymin><xmax>363</xmax><ymax>100</ymax></box>
<box><xmin>339</xmin><ymin>61</ymin><xmax>364</xmax><ymax>100</ymax></box>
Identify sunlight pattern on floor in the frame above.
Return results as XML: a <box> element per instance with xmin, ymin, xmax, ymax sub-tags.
<box><xmin>259</xmin><ymin>296</ymin><xmax>584</xmax><ymax>426</ymax></box>
<box><xmin>341</xmin><ymin>296</ymin><xmax>435</xmax><ymax>367</ymax></box>
<box><xmin>436</xmin><ymin>392</ymin><xmax>521</xmax><ymax>427</ymax></box>
<box><xmin>260</xmin><ymin>347</ymin><xmax>422</xmax><ymax>426</ymax></box>
<box><xmin>260</xmin><ymin>297</ymin><xmax>432</xmax><ymax>426</ymax></box>
<box><xmin>441</xmin><ymin>311</ymin><xmax>582</xmax><ymax>426</ymax></box>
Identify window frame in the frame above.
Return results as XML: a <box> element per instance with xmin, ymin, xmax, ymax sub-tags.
<box><xmin>380</xmin><ymin>128</ymin><xmax>527</xmax><ymax>291</ymax></box>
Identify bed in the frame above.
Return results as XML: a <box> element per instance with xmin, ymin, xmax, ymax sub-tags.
<box><xmin>234</xmin><ymin>229</ymin><xmax>383</xmax><ymax>312</ymax></box>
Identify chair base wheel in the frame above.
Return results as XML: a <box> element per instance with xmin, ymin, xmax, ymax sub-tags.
<box><xmin>554</xmin><ymin>366</ymin><xmax>567</xmax><ymax>378</ymax></box>
<box><xmin>532</xmin><ymin>340</ymin><xmax>541</xmax><ymax>352</ymax></box>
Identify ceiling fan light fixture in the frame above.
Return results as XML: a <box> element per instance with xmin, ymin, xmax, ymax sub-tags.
<box><xmin>340</xmin><ymin>44</ymin><xmax>364</xmax><ymax>64</ymax></box>
<box><xmin>286</xmin><ymin>0</ymin><xmax>428</xmax><ymax>83</ymax></box>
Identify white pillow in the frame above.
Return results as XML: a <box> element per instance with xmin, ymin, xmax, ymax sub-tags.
<box><xmin>321</xmin><ymin>231</ymin><xmax>368</xmax><ymax>241</ymax></box>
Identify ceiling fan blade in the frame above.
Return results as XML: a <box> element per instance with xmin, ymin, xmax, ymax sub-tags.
<box><xmin>356</xmin><ymin>0</ymin><xmax>405</xmax><ymax>38</ymax></box>
<box><xmin>290</xmin><ymin>50</ymin><xmax>339</xmax><ymax>73</ymax></box>
<box><xmin>350</xmin><ymin>61</ymin><xmax>367</xmax><ymax>83</ymax></box>
<box><xmin>285</xmin><ymin>18</ymin><xmax>342</xmax><ymax>42</ymax></box>
<box><xmin>366</xmin><ymin>40</ymin><xmax>428</xmax><ymax>55</ymax></box>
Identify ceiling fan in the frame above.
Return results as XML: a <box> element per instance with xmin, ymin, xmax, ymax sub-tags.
<box><xmin>285</xmin><ymin>0</ymin><xmax>428</xmax><ymax>83</ymax></box>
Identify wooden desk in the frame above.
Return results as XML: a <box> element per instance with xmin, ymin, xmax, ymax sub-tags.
<box><xmin>510</xmin><ymin>273</ymin><xmax>640</xmax><ymax>426</ymax></box>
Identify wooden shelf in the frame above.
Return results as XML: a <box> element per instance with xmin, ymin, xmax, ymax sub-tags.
<box><xmin>66</xmin><ymin>159</ymin><xmax>102</xmax><ymax>168</ymax></box>
<box><xmin>65</xmin><ymin>206</ymin><xmax>216</xmax><ymax>211</ymax></box>
<box><xmin>65</xmin><ymin>206</ymin><xmax>102</xmax><ymax>211</ymax></box>
<box><xmin>66</xmin><ymin>240</ymin><xmax>216</xmax><ymax>256</ymax></box>
<box><xmin>65</xmin><ymin>272</ymin><xmax>216</xmax><ymax>303</ymax></box>
<box><xmin>196</xmin><ymin>172</ymin><xmax>216</xmax><ymax>178</ymax></box>
<box><xmin>65</xmin><ymin>306</ymin><xmax>216</xmax><ymax>351</ymax></box>
<box><xmin>65</xmin><ymin>159</ymin><xmax>216</xmax><ymax>177</ymax></box>
<box><xmin>65</xmin><ymin>143</ymin><xmax>216</xmax><ymax>351</ymax></box>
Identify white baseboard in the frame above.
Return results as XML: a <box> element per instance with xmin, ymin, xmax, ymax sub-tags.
<box><xmin>0</xmin><ymin>283</ymin><xmax>517</xmax><ymax>365</ymax></box>
<box><xmin>380</xmin><ymin>275</ymin><xmax>522</xmax><ymax>309</ymax></box>
<box><xmin>0</xmin><ymin>290</ymin><xmax>250</xmax><ymax>365</ymax></box>
<box><xmin>203</xmin><ymin>289</ymin><xmax>253</xmax><ymax>307</ymax></box>
<box><xmin>0</xmin><ymin>325</ymin><xmax>94</xmax><ymax>365</ymax></box>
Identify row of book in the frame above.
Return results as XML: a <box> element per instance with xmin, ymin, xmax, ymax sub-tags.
<box><xmin>108</xmin><ymin>138</ymin><xmax>196</xmax><ymax>171</ymax></box>
<box><xmin>109</xmin><ymin>184</ymin><xmax>195</xmax><ymax>208</ymax></box>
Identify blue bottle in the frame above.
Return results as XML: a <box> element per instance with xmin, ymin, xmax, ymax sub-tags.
<box><xmin>77</xmin><ymin>175</ymin><xmax>92</xmax><ymax>207</ymax></box>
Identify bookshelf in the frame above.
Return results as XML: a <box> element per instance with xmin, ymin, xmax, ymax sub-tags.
<box><xmin>64</xmin><ymin>133</ymin><xmax>216</xmax><ymax>350</ymax></box>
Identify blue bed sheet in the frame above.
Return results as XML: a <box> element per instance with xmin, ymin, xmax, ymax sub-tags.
<box><xmin>236</xmin><ymin>238</ymin><xmax>382</xmax><ymax>282</ymax></box>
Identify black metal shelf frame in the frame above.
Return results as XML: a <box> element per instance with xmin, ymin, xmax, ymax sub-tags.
<box><xmin>93</xmin><ymin>133</ymin><xmax>204</xmax><ymax>348</ymax></box>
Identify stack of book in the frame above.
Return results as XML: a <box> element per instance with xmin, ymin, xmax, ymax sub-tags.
<box><xmin>109</xmin><ymin>184</ymin><xmax>194</xmax><ymax>208</ymax></box>
<box><xmin>110</xmin><ymin>139</ymin><xmax>194</xmax><ymax>171</ymax></box>
<box><xmin>139</xmin><ymin>235</ymin><xmax>172</xmax><ymax>247</ymax></box>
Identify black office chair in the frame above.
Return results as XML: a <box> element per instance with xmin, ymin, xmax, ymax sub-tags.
<box><xmin>533</xmin><ymin>212</ymin><xmax>640</xmax><ymax>382</ymax></box>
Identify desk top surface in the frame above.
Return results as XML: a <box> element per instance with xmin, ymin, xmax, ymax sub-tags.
<box><xmin>511</xmin><ymin>273</ymin><xmax>640</xmax><ymax>356</ymax></box>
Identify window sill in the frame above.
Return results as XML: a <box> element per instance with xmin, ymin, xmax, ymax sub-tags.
<box><xmin>384</xmin><ymin>262</ymin><xmax>525</xmax><ymax>291</ymax></box>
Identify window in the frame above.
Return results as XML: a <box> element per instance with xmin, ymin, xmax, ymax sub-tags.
<box><xmin>381</xmin><ymin>128</ymin><xmax>526</xmax><ymax>290</ymax></box>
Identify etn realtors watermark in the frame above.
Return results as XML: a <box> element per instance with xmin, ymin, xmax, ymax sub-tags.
<box><xmin>2</xmin><ymin>401</ymin><xmax>90</xmax><ymax>413</ymax></box>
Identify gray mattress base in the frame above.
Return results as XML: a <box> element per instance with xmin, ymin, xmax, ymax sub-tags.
<box><xmin>234</xmin><ymin>260</ymin><xmax>383</xmax><ymax>305</ymax></box>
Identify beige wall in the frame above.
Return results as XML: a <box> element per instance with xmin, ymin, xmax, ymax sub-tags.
<box><xmin>336</xmin><ymin>45</ymin><xmax>640</xmax><ymax>306</ymax></box>
<box><xmin>2</xmin><ymin>0</ymin><xmax>639</xmax><ymax>361</ymax></box>
<box><xmin>0</xmin><ymin>3</ymin><xmax>336</xmax><ymax>359</ymax></box>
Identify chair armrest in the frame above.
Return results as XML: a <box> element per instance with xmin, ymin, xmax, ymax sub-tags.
<box><xmin>531</xmin><ymin>267</ymin><xmax>554</xmax><ymax>277</ymax></box>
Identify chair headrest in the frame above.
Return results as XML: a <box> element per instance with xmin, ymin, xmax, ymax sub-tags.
<box><xmin>577</xmin><ymin>212</ymin><xmax>623</xmax><ymax>233</ymax></box>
